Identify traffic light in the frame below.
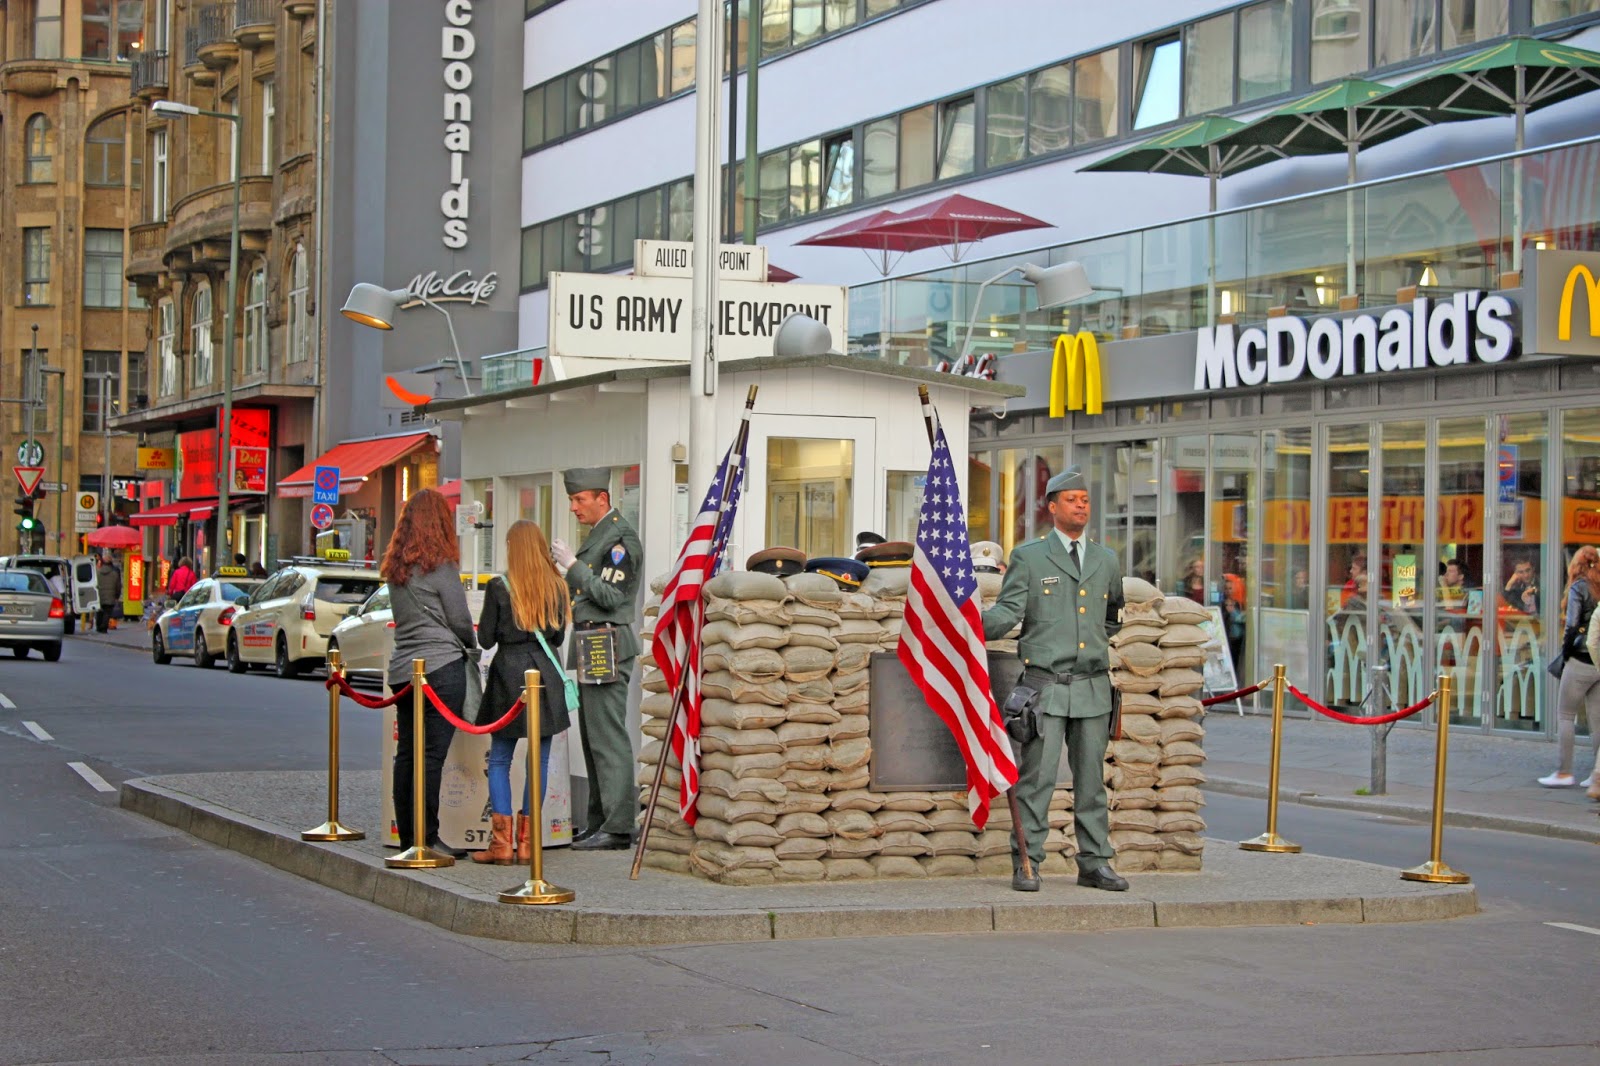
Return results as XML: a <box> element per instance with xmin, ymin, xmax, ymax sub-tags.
<box><xmin>13</xmin><ymin>493</ymin><xmax>33</xmax><ymax>530</ymax></box>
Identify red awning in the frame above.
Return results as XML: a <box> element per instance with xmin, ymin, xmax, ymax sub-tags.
<box><xmin>277</xmin><ymin>432</ymin><xmax>436</xmax><ymax>499</ymax></box>
<box><xmin>128</xmin><ymin>498</ymin><xmax>219</xmax><ymax>527</ymax></box>
<box><xmin>437</xmin><ymin>479</ymin><xmax>462</xmax><ymax>502</ymax></box>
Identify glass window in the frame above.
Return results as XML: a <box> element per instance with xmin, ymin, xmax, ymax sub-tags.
<box><xmin>1028</xmin><ymin>63</ymin><xmax>1071</xmax><ymax>155</ymax></box>
<box><xmin>1324</xmin><ymin>422</ymin><xmax>1371</xmax><ymax>708</ymax></box>
<box><xmin>790</xmin><ymin>140</ymin><xmax>822</xmax><ymax>219</ymax></box>
<box><xmin>1373</xmin><ymin>0</ymin><xmax>1436</xmax><ymax>66</ymax></box>
<box><xmin>260</xmin><ymin>79</ymin><xmax>275</xmax><ymax>172</ymax></box>
<box><xmin>884</xmin><ymin>470</ymin><xmax>924</xmax><ymax>541</ymax></box>
<box><xmin>862</xmin><ymin>117</ymin><xmax>898</xmax><ymax>199</ymax></box>
<box><xmin>614</xmin><ymin>42</ymin><xmax>641</xmax><ymax>111</ymax></box>
<box><xmin>1239</xmin><ymin>0</ymin><xmax>1294</xmax><ymax>101</ymax></box>
<box><xmin>83</xmin><ymin>0</ymin><xmax>112</xmax><ymax>58</ymax></box>
<box><xmin>1133</xmin><ymin>34</ymin><xmax>1181</xmax><ymax>129</ymax></box>
<box><xmin>668</xmin><ymin>179</ymin><xmax>693</xmax><ymax>240</ymax></box>
<box><xmin>936</xmin><ymin>96</ymin><xmax>975</xmax><ymax>181</ymax></box>
<box><xmin>669</xmin><ymin>20</ymin><xmax>696</xmax><ymax>94</ymax></box>
<box><xmin>126</xmin><ymin>349</ymin><xmax>146</xmax><ymax>406</ymax></box>
<box><xmin>150</xmin><ymin>128</ymin><xmax>168</xmax><ymax>220</ymax></box>
<box><xmin>117</xmin><ymin>0</ymin><xmax>143</xmax><ymax>57</ymax></box>
<box><xmin>1260</xmin><ymin>426</ymin><xmax>1312</xmax><ymax>680</ymax></box>
<box><xmin>243</xmin><ymin>269</ymin><xmax>267</xmax><ymax>374</ymax></box>
<box><xmin>638</xmin><ymin>187</ymin><xmax>662</xmax><ymax>241</ymax></box>
<box><xmin>286</xmin><ymin>245</ymin><xmax>309</xmax><ymax>363</ymax></box>
<box><xmin>825</xmin><ymin>0</ymin><xmax>857</xmax><ymax>32</ymax></box>
<box><xmin>1073</xmin><ymin>48</ymin><xmax>1119</xmax><ymax>143</ymax></box>
<box><xmin>1533</xmin><ymin>0</ymin><xmax>1600</xmax><ymax>25</ymax></box>
<box><xmin>524</xmin><ymin>84</ymin><xmax>546</xmax><ymax>148</ymax></box>
<box><xmin>33</xmin><ymin>0</ymin><xmax>61</xmax><ymax>57</ymax></box>
<box><xmin>83</xmin><ymin>229</ymin><xmax>123</xmax><ymax>308</ymax></box>
<box><xmin>85</xmin><ymin>113</ymin><xmax>125</xmax><ymax>186</ymax></box>
<box><xmin>23</xmin><ymin>228</ymin><xmax>51</xmax><ymax>305</ymax></box>
<box><xmin>25</xmin><ymin>114</ymin><xmax>54</xmax><ymax>183</ymax></box>
<box><xmin>643</xmin><ymin>32</ymin><xmax>667</xmax><ymax>105</ymax></box>
<box><xmin>1493</xmin><ymin>412</ymin><xmax>1548</xmax><ymax>732</ymax></box>
<box><xmin>759</xmin><ymin>148</ymin><xmax>789</xmax><ymax>226</ymax></box>
<box><xmin>766</xmin><ymin>437</ymin><xmax>854</xmax><ymax>558</ymax></box>
<box><xmin>986</xmin><ymin>76</ymin><xmax>1026</xmax><ymax>167</ymax></box>
<box><xmin>157</xmin><ymin>298</ymin><xmax>177</xmax><ymax>396</ymax></box>
<box><xmin>1436</xmin><ymin>415</ymin><xmax>1487</xmax><ymax>726</ymax></box>
<box><xmin>191</xmin><ymin>282</ymin><xmax>214</xmax><ymax>387</ymax></box>
<box><xmin>822</xmin><ymin>132</ymin><xmax>854</xmax><ymax>210</ymax></box>
<box><xmin>82</xmin><ymin>351</ymin><xmax>121</xmax><ymax>432</ymax></box>
<box><xmin>762</xmin><ymin>0</ymin><xmax>791</xmax><ymax>56</ymax></box>
<box><xmin>575</xmin><ymin>58</ymin><xmax>613</xmax><ymax>132</ymax></box>
<box><xmin>521</xmin><ymin>225</ymin><xmax>543</xmax><ymax>289</ymax></box>
<box><xmin>1443</xmin><ymin>0</ymin><xmax>1508</xmax><ymax>46</ymax></box>
<box><xmin>1311</xmin><ymin>0</ymin><xmax>1370</xmax><ymax>82</ymax></box>
<box><xmin>608</xmin><ymin>196</ymin><xmax>639</xmax><ymax>268</ymax></box>
<box><xmin>793</xmin><ymin>0</ymin><xmax>824</xmax><ymax>47</ymax></box>
<box><xmin>898</xmin><ymin>104</ymin><xmax>935</xmax><ymax>189</ymax></box>
<box><xmin>1184</xmin><ymin>12</ymin><xmax>1235</xmax><ymax>114</ymax></box>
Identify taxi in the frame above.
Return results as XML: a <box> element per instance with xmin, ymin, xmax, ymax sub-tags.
<box><xmin>151</xmin><ymin>568</ymin><xmax>263</xmax><ymax>668</ymax></box>
<box><xmin>227</xmin><ymin>558</ymin><xmax>382</xmax><ymax>679</ymax></box>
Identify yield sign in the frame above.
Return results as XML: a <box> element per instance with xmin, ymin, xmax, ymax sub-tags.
<box><xmin>13</xmin><ymin>466</ymin><xmax>44</xmax><ymax>495</ymax></box>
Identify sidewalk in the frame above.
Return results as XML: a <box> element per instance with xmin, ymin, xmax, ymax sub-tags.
<box><xmin>73</xmin><ymin>622</ymin><xmax>149</xmax><ymax>652</ymax></box>
<box><xmin>1202</xmin><ymin>708</ymin><xmax>1600</xmax><ymax>843</ymax></box>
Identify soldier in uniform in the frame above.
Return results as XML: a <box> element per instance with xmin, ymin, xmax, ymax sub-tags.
<box><xmin>982</xmin><ymin>467</ymin><xmax>1128</xmax><ymax>893</ymax></box>
<box><xmin>553</xmin><ymin>468</ymin><xmax>644</xmax><ymax>850</ymax></box>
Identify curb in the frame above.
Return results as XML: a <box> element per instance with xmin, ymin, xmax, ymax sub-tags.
<box><xmin>1206</xmin><ymin>776</ymin><xmax>1600</xmax><ymax>845</ymax></box>
<box><xmin>74</xmin><ymin>632</ymin><xmax>148</xmax><ymax>653</ymax></box>
<box><xmin>119</xmin><ymin>778</ymin><xmax>1479</xmax><ymax>946</ymax></box>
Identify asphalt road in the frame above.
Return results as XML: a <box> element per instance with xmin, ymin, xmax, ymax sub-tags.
<box><xmin>1</xmin><ymin>639</ymin><xmax>1596</xmax><ymax>1066</ymax></box>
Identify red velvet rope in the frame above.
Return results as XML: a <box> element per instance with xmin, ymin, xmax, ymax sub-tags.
<box><xmin>325</xmin><ymin>674</ymin><xmax>413</xmax><ymax>709</ymax></box>
<box><xmin>421</xmin><ymin>682</ymin><xmax>527</xmax><ymax>734</ymax></box>
<box><xmin>1288</xmin><ymin>684</ymin><xmax>1434</xmax><ymax>726</ymax></box>
<box><xmin>1201</xmin><ymin>681</ymin><xmax>1264</xmax><ymax>706</ymax></box>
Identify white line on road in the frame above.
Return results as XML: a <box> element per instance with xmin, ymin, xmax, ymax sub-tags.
<box><xmin>67</xmin><ymin>761</ymin><xmax>116</xmax><ymax>793</ymax></box>
<box><xmin>0</xmin><ymin>692</ymin><xmax>14</xmax><ymax>709</ymax></box>
<box><xmin>21</xmin><ymin>721</ymin><xmax>51</xmax><ymax>741</ymax></box>
<box><xmin>1545</xmin><ymin>922</ymin><xmax>1600</xmax><ymax>937</ymax></box>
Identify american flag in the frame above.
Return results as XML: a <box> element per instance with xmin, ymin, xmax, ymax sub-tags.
<box><xmin>896</xmin><ymin>421</ymin><xmax>1017</xmax><ymax>829</ymax></box>
<box><xmin>651</xmin><ymin>438</ymin><xmax>747</xmax><ymax>825</ymax></box>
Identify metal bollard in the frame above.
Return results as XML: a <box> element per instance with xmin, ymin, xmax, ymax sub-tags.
<box><xmin>1401</xmin><ymin>673</ymin><xmax>1469</xmax><ymax>884</ymax></box>
<box><xmin>500</xmin><ymin>670</ymin><xmax>574</xmax><ymax>904</ymax></box>
<box><xmin>301</xmin><ymin>648</ymin><xmax>364</xmax><ymax>841</ymax></box>
<box><xmin>386</xmin><ymin>658</ymin><xmax>454</xmax><ymax>869</ymax></box>
<box><xmin>1240</xmin><ymin>663</ymin><xmax>1302</xmax><ymax>853</ymax></box>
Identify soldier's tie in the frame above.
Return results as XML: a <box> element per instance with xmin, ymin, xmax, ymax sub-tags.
<box><xmin>1069</xmin><ymin>541</ymin><xmax>1080</xmax><ymax>575</ymax></box>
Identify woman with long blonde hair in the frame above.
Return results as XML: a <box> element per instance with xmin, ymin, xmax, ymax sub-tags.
<box><xmin>472</xmin><ymin>520</ymin><xmax>573</xmax><ymax>864</ymax></box>
<box><xmin>1540</xmin><ymin>545</ymin><xmax>1600</xmax><ymax>789</ymax></box>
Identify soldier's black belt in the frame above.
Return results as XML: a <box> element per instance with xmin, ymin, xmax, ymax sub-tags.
<box><xmin>1023</xmin><ymin>667</ymin><xmax>1107</xmax><ymax>686</ymax></box>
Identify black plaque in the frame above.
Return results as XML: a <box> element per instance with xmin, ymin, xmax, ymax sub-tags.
<box><xmin>868</xmin><ymin>650</ymin><xmax>1030</xmax><ymax>791</ymax></box>
<box><xmin>572</xmin><ymin>626</ymin><xmax>619</xmax><ymax>684</ymax></box>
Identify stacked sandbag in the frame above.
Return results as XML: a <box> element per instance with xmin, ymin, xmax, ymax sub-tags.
<box><xmin>1107</xmin><ymin>577</ymin><xmax>1207</xmax><ymax>873</ymax></box>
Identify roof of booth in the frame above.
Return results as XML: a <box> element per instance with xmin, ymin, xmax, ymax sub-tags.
<box><xmin>418</xmin><ymin>354</ymin><xmax>1023</xmax><ymax>420</ymax></box>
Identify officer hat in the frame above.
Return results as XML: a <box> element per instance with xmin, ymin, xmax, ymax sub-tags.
<box><xmin>970</xmin><ymin>541</ymin><xmax>1005</xmax><ymax>574</ymax></box>
<box><xmin>805</xmin><ymin>556</ymin><xmax>869</xmax><ymax>590</ymax></box>
<box><xmin>855</xmin><ymin>530</ymin><xmax>886</xmax><ymax>554</ymax></box>
<box><xmin>562</xmin><ymin>467</ymin><xmax>611</xmax><ymax>495</ymax></box>
<box><xmin>858</xmin><ymin>540</ymin><xmax>914</xmax><ymax>568</ymax></box>
<box><xmin>1044</xmin><ymin>466</ymin><xmax>1088</xmax><ymax>496</ymax></box>
<box><xmin>747</xmin><ymin>546</ymin><xmax>807</xmax><ymax>576</ymax></box>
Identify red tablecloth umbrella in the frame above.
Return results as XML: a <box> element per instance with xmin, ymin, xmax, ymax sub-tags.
<box><xmin>795</xmin><ymin>209</ymin><xmax>949</xmax><ymax>275</ymax></box>
<box><xmin>84</xmin><ymin>525</ymin><xmax>141</xmax><ymax>549</ymax></box>
<box><xmin>852</xmin><ymin>194</ymin><xmax>1052</xmax><ymax>262</ymax></box>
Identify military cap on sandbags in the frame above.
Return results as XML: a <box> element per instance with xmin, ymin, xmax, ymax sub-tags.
<box><xmin>747</xmin><ymin>546</ymin><xmax>807</xmax><ymax>576</ymax></box>
<box><xmin>805</xmin><ymin>556</ymin><xmax>869</xmax><ymax>590</ymax></box>
<box><xmin>1044</xmin><ymin>466</ymin><xmax>1088</xmax><ymax>496</ymax></box>
<box><xmin>562</xmin><ymin>467</ymin><xmax>612</xmax><ymax>495</ymax></box>
<box><xmin>855</xmin><ymin>531</ymin><xmax>886</xmax><ymax>555</ymax></box>
<box><xmin>858</xmin><ymin>540</ymin><xmax>914</xmax><ymax>568</ymax></box>
<box><xmin>970</xmin><ymin>541</ymin><xmax>1005</xmax><ymax>574</ymax></box>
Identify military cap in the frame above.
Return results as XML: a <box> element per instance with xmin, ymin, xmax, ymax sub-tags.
<box><xmin>562</xmin><ymin>467</ymin><xmax>611</xmax><ymax>495</ymax></box>
<box><xmin>747</xmin><ymin>546</ymin><xmax>807</xmax><ymax>576</ymax></box>
<box><xmin>805</xmin><ymin>556</ymin><xmax>869</xmax><ymax>590</ymax></box>
<box><xmin>858</xmin><ymin>540</ymin><xmax>914</xmax><ymax>568</ymax></box>
<box><xmin>1044</xmin><ymin>466</ymin><xmax>1088</xmax><ymax>496</ymax></box>
<box><xmin>970</xmin><ymin>541</ymin><xmax>1005</xmax><ymax>574</ymax></box>
<box><xmin>855</xmin><ymin>530</ymin><xmax>886</xmax><ymax>554</ymax></box>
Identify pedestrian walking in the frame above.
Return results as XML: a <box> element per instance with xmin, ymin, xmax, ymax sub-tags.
<box><xmin>94</xmin><ymin>551</ymin><xmax>122</xmax><ymax>632</ymax></box>
<box><xmin>382</xmin><ymin>488</ymin><xmax>479</xmax><ymax>858</ymax></box>
<box><xmin>982</xmin><ymin>466</ymin><xmax>1128</xmax><ymax>893</ymax></box>
<box><xmin>471</xmin><ymin>520</ymin><xmax>573</xmax><ymax>866</ymax></box>
<box><xmin>166</xmin><ymin>556</ymin><xmax>197</xmax><ymax>601</ymax></box>
<box><xmin>1539</xmin><ymin>545</ymin><xmax>1600</xmax><ymax>790</ymax></box>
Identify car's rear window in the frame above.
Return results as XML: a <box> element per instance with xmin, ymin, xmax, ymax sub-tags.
<box><xmin>0</xmin><ymin>572</ymin><xmax>49</xmax><ymax>593</ymax></box>
<box><xmin>221</xmin><ymin>581</ymin><xmax>261</xmax><ymax>602</ymax></box>
<box><xmin>316</xmin><ymin>578</ymin><xmax>381</xmax><ymax>604</ymax></box>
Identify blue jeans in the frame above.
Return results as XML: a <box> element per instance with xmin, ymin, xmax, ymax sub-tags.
<box><xmin>487</xmin><ymin>732</ymin><xmax>552</xmax><ymax>816</ymax></box>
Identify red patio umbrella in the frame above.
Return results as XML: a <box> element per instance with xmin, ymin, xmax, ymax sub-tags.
<box><xmin>84</xmin><ymin>525</ymin><xmax>142</xmax><ymax>549</ymax></box>
<box><xmin>854</xmin><ymin>194</ymin><xmax>1052</xmax><ymax>261</ymax></box>
<box><xmin>766</xmin><ymin>263</ymin><xmax>799</xmax><ymax>283</ymax></box>
<box><xmin>795</xmin><ymin>209</ymin><xmax>950</xmax><ymax>275</ymax></box>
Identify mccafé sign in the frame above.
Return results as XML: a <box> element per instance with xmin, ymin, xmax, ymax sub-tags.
<box><xmin>1194</xmin><ymin>292</ymin><xmax>1518</xmax><ymax>391</ymax></box>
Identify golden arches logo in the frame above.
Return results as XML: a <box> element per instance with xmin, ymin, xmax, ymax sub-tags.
<box><xmin>1558</xmin><ymin>264</ymin><xmax>1600</xmax><ymax>342</ymax></box>
<box><xmin>1048</xmin><ymin>331</ymin><xmax>1103</xmax><ymax>418</ymax></box>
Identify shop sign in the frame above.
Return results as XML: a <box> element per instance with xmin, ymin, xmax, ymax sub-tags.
<box><xmin>402</xmin><ymin>269</ymin><xmax>497</xmax><ymax>308</ymax></box>
<box><xmin>1526</xmin><ymin>249</ymin><xmax>1600</xmax><ymax>357</ymax></box>
<box><xmin>137</xmin><ymin>447</ymin><xmax>174</xmax><ymax>470</ymax></box>
<box><xmin>633</xmin><ymin>240</ymin><xmax>769</xmax><ymax>282</ymax></box>
<box><xmin>1193</xmin><ymin>292</ymin><xmax>1517</xmax><ymax>391</ymax></box>
<box><xmin>175</xmin><ymin>409</ymin><xmax>272</xmax><ymax>499</ymax></box>
<box><xmin>1214</xmin><ymin>494</ymin><xmax>1600</xmax><ymax>546</ymax></box>
<box><xmin>75</xmin><ymin>492</ymin><xmax>99</xmax><ymax>533</ymax></box>
<box><xmin>440</xmin><ymin>0</ymin><xmax>477</xmax><ymax>249</ymax></box>
<box><xmin>230</xmin><ymin>447</ymin><xmax>268</xmax><ymax>495</ymax></box>
<box><xmin>112</xmin><ymin>477</ymin><xmax>142</xmax><ymax>500</ymax></box>
<box><xmin>1048</xmin><ymin>331</ymin><xmax>1103</xmax><ymax>416</ymax></box>
<box><xmin>127</xmin><ymin>554</ymin><xmax>143</xmax><ymax>602</ymax></box>
<box><xmin>1392</xmin><ymin>554</ymin><xmax>1419</xmax><ymax>607</ymax></box>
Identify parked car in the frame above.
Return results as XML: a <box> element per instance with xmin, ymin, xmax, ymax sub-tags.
<box><xmin>151</xmin><ymin>568</ymin><xmax>265</xmax><ymax>668</ymax></box>
<box><xmin>0</xmin><ymin>568</ymin><xmax>66</xmax><ymax>660</ymax></box>
<box><xmin>327</xmin><ymin>583</ymin><xmax>393</xmax><ymax>678</ymax></box>
<box><xmin>0</xmin><ymin>554</ymin><xmax>98</xmax><ymax>634</ymax></box>
<box><xmin>227</xmin><ymin>563</ymin><xmax>383</xmax><ymax>678</ymax></box>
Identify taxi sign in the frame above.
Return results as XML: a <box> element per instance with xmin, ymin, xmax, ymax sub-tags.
<box><xmin>216</xmin><ymin>566</ymin><xmax>250</xmax><ymax>578</ymax></box>
<box><xmin>321</xmin><ymin>548</ymin><xmax>351</xmax><ymax>562</ymax></box>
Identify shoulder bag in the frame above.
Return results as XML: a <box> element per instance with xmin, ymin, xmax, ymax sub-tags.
<box><xmin>534</xmin><ymin>629</ymin><xmax>581</xmax><ymax>715</ymax></box>
<box><xmin>413</xmin><ymin>588</ymin><xmax>483</xmax><ymax>724</ymax></box>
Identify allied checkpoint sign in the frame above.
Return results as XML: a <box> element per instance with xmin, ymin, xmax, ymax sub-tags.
<box><xmin>546</xmin><ymin>270</ymin><xmax>847</xmax><ymax>381</ymax></box>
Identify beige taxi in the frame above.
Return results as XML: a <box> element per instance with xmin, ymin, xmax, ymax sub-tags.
<box><xmin>226</xmin><ymin>561</ymin><xmax>382</xmax><ymax>679</ymax></box>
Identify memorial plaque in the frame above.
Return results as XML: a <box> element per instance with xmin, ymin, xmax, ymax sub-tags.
<box><xmin>572</xmin><ymin>626</ymin><xmax>619</xmax><ymax>684</ymax></box>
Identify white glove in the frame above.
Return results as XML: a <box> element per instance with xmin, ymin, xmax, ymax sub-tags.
<box><xmin>551</xmin><ymin>539</ymin><xmax>577</xmax><ymax>571</ymax></box>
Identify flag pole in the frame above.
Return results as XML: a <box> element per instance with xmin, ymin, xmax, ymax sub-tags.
<box><xmin>915</xmin><ymin>385</ymin><xmax>1033</xmax><ymax>881</ymax></box>
<box><xmin>631</xmin><ymin>385</ymin><xmax>759</xmax><ymax>880</ymax></box>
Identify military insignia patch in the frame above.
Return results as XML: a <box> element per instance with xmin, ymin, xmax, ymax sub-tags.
<box><xmin>610</xmin><ymin>544</ymin><xmax>627</xmax><ymax>565</ymax></box>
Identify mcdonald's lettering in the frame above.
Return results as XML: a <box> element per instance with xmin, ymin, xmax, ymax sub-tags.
<box><xmin>1049</xmin><ymin>331</ymin><xmax>1103</xmax><ymax>417</ymax></box>
<box><xmin>1558</xmin><ymin>264</ymin><xmax>1600</xmax><ymax>342</ymax></box>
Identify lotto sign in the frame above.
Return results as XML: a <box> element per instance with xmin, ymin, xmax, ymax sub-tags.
<box><xmin>313</xmin><ymin>466</ymin><xmax>340</xmax><ymax>505</ymax></box>
<box><xmin>309</xmin><ymin>502</ymin><xmax>335</xmax><ymax>530</ymax></box>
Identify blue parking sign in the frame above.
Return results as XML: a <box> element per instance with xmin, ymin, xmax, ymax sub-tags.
<box><xmin>313</xmin><ymin>465</ymin><xmax>340</xmax><ymax>505</ymax></box>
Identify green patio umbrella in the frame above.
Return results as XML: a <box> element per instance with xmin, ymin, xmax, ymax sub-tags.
<box><xmin>1374</xmin><ymin>35</ymin><xmax>1600</xmax><ymax>272</ymax></box>
<box><xmin>1080</xmin><ymin>116</ymin><xmax>1286</xmax><ymax>321</ymax></box>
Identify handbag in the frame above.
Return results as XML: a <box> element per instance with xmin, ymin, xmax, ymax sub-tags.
<box><xmin>413</xmin><ymin>591</ymin><xmax>484</xmax><ymax>724</ymax></box>
<box><xmin>535</xmin><ymin>629</ymin><xmax>581</xmax><ymax>715</ymax></box>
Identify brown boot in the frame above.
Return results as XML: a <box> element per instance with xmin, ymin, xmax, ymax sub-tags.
<box><xmin>515</xmin><ymin>813</ymin><xmax>532</xmax><ymax>863</ymax></box>
<box><xmin>471</xmin><ymin>813</ymin><xmax>515</xmax><ymax>865</ymax></box>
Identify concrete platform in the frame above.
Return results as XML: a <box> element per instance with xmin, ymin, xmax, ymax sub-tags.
<box><xmin>120</xmin><ymin>770</ymin><xmax>1478</xmax><ymax>946</ymax></box>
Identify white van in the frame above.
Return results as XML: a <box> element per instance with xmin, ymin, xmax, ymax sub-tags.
<box><xmin>0</xmin><ymin>554</ymin><xmax>99</xmax><ymax>634</ymax></box>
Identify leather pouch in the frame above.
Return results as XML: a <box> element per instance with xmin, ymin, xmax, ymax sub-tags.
<box><xmin>1001</xmin><ymin>682</ymin><xmax>1043</xmax><ymax>744</ymax></box>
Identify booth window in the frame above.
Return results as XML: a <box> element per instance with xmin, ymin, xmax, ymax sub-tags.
<box><xmin>885</xmin><ymin>470</ymin><xmax>924</xmax><ymax>542</ymax></box>
<box><xmin>767</xmin><ymin>438</ymin><xmax>854</xmax><ymax>558</ymax></box>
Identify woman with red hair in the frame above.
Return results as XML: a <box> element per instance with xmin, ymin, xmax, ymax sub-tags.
<box><xmin>383</xmin><ymin>488</ymin><xmax>479</xmax><ymax>856</ymax></box>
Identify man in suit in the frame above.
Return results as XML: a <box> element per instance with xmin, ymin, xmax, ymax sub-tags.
<box><xmin>982</xmin><ymin>466</ymin><xmax>1127</xmax><ymax>893</ymax></box>
<box><xmin>553</xmin><ymin>468</ymin><xmax>644</xmax><ymax>851</ymax></box>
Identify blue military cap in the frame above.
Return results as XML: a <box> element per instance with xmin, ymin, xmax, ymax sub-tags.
<box><xmin>805</xmin><ymin>556</ymin><xmax>869</xmax><ymax>590</ymax></box>
<box><xmin>1045</xmin><ymin>466</ymin><xmax>1087</xmax><ymax>496</ymax></box>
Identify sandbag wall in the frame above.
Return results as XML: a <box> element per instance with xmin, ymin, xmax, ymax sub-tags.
<box><xmin>635</xmin><ymin>570</ymin><xmax>1206</xmax><ymax>883</ymax></box>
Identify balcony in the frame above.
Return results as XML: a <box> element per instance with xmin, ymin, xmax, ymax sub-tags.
<box><xmin>126</xmin><ymin>221</ymin><xmax>169</xmax><ymax>287</ymax></box>
<box><xmin>1</xmin><ymin>60</ymin><xmax>58</xmax><ymax>97</ymax></box>
<box><xmin>234</xmin><ymin>0</ymin><xmax>276</xmax><ymax>47</ymax></box>
<box><xmin>129</xmin><ymin>50</ymin><xmax>169</xmax><ymax>101</ymax></box>
<box><xmin>196</xmin><ymin>4</ymin><xmax>238</xmax><ymax>70</ymax></box>
<box><xmin>283</xmin><ymin>0</ymin><xmax>316</xmax><ymax>17</ymax></box>
<box><xmin>182</xmin><ymin>26</ymin><xmax>212</xmax><ymax>85</ymax></box>
<box><xmin>164</xmin><ymin>176</ymin><xmax>274</xmax><ymax>271</ymax></box>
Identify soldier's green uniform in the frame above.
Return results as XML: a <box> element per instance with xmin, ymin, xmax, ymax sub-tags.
<box><xmin>563</xmin><ymin>484</ymin><xmax>644</xmax><ymax>838</ymax></box>
<box><xmin>982</xmin><ymin>488</ymin><xmax>1123</xmax><ymax>877</ymax></box>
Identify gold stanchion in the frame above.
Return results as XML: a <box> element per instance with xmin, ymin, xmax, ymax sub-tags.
<box><xmin>386</xmin><ymin>658</ymin><xmax>454</xmax><ymax>869</ymax></box>
<box><xmin>501</xmin><ymin>670</ymin><xmax>574</xmax><ymax>905</ymax></box>
<box><xmin>1240</xmin><ymin>663</ymin><xmax>1302</xmax><ymax>853</ymax></box>
<box><xmin>1401</xmin><ymin>673</ymin><xmax>1470</xmax><ymax>884</ymax></box>
<box><xmin>302</xmin><ymin>648</ymin><xmax>364</xmax><ymax>841</ymax></box>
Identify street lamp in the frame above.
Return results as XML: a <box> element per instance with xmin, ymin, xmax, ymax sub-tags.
<box><xmin>955</xmin><ymin>261</ymin><xmax>1094</xmax><ymax>366</ymax></box>
<box><xmin>151</xmin><ymin>98</ymin><xmax>241</xmax><ymax>568</ymax></box>
<box><xmin>340</xmin><ymin>283</ymin><xmax>472</xmax><ymax>397</ymax></box>
<box><xmin>39</xmin><ymin>365</ymin><xmax>65</xmax><ymax>550</ymax></box>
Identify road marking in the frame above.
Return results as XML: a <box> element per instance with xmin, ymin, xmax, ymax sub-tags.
<box><xmin>67</xmin><ymin>761</ymin><xmax>116</xmax><ymax>793</ymax></box>
<box><xmin>21</xmin><ymin>721</ymin><xmax>51</xmax><ymax>741</ymax></box>
<box><xmin>1545</xmin><ymin>921</ymin><xmax>1600</xmax><ymax>937</ymax></box>
<box><xmin>0</xmin><ymin>692</ymin><xmax>14</xmax><ymax>709</ymax></box>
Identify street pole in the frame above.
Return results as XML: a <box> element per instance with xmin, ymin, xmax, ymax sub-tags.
<box><xmin>25</xmin><ymin>325</ymin><xmax>39</xmax><ymax>553</ymax></box>
<box><xmin>217</xmin><ymin>109</ymin><xmax>242</xmax><ymax>570</ymax></box>
<box><xmin>54</xmin><ymin>369</ymin><xmax>63</xmax><ymax>551</ymax></box>
<box><xmin>100</xmin><ymin>375</ymin><xmax>111</xmax><ymax>526</ymax></box>
<box><xmin>687</xmin><ymin>0</ymin><xmax>724</xmax><ymax>497</ymax></box>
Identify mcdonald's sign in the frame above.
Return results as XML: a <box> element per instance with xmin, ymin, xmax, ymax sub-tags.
<box><xmin>1048</xmin><ymin>331</ymin><xmax>1103</xmax><ymax>417</ymax></box>
<box><xmin>1531</xmin><ymin>250</ymin><xmax>1600</xmax><ymax>357</ymax></box>
<box><xmin>1558</xmin><ymin>263</ymin><xmax>1600</xmax><ymax>342</ymax></box>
